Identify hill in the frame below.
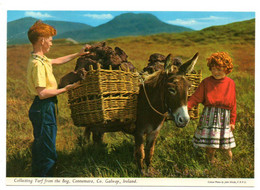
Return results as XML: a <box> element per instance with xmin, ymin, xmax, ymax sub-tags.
<box><xmin>105</xmin><ymin>18</ymin><xmax>254</xmax><ymax>52</ymax></box>
<box><xmin>7</xmin><ymin>17</ymin><xmax>92</xmax><ymax>44</ymax></box>
<box><xmin>57</xmin><ymin>13</ymin><xmax>193</xmax><ymax>42</ymax></box>
<box><xmin>200</xmin><ymin>18</ymin><xmax>255</xmax><ymax>41</ymax></box>
<box><xmin>7</xmin><ymin>13</ymin><xmax>193</xmax><ymax>45</ymax></box>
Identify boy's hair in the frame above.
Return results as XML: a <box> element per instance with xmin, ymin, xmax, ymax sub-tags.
<box><xmin>27</xmin><ymin>20</ymin><xmax>57</xmax><ymax>44</ymax></box>
<box><xmin>207</xmin><ymin>52</ymin><xmax>233</xmax><ymax>74</ymax></box>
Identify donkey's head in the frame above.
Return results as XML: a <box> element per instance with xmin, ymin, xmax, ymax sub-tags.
<box><xmin>164</xmin><ymin>52</ymin><xmax>199</xmax><ymax>128</ymax></box>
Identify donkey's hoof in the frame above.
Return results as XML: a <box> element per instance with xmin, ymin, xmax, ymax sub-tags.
<box><xmin>147</xmin><ymin>167</ymin><xmax>160</xmax><ymax>176</ymax></box>
<box><xmin>138</xmin><ymin>169</ymin><xmax>146</xmax><ymax>176</ymax></box>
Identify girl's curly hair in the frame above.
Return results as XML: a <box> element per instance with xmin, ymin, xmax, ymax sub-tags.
<box><xmin>207</xmin><ymin>52</ymin><xmax>233</xmax><ymax>74</ymax></box>
<box><xmin>27</xmin><ymin>20</ymin><xmax>57</xmax><ymax>44</ymax></box>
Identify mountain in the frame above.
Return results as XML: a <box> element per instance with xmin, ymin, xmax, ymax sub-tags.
<box><xmin>56</xmin><ymin>13</ymin><xmax>193</xmax><ymax>42</ymax></box>
<box><xmin>7</xmin><ymin>17</ymin><xmax>93</xmax><ymax>44</ymax></box>
<box><xmin>7</xmin><ymin>13</ymin><xmax>193</xmax><ymax>45</ymax></box>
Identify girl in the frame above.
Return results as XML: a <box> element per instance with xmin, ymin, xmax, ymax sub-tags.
<box><xmin>188</xmin><ymin>52</ymin><xmax>236</xmax><ymax>164</ymax></box>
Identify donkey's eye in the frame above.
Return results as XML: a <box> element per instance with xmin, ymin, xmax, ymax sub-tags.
<box><xmin>169</xmin><ymin>88</ymin><xmax>177</xmax><ymax>95</ymax></box>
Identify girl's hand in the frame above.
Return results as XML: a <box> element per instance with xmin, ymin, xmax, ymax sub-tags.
<box><xmin>230</xmin><ymin>124</ymin><xmax>235</xmax><ymax>131</ymax></box>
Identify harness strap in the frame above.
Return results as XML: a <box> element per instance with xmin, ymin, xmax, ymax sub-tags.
<box><xmin>139</xmin><ymin>75</ymin><xmax>168</xmax><ymax>119</ymax></box>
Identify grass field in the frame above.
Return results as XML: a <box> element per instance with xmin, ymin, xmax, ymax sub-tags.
<box><xmin>6</xmin><ymin>19</ymin><xmax>255</xmax><ymax>178</ymax></box>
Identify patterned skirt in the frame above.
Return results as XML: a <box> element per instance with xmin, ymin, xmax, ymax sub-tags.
<box><xmin>192</xmin><ymin>107</ymin><xmax>236</xmax><ymax>149</ymax></box>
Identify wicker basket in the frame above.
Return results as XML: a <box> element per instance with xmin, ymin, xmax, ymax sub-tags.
<box><xmin>68</xmin><ymin>65</ymin><xmax>202</xmax><ymax>126</ymax></box>
<box><xmin>186</xmin><ymin>70</ymin><xmax>202</xmax><ymax>119</ymax></box>
<box><xmin>68</xmin><ymin>64</ymin><xmax>140</xmax><ymax>126</ymax></box>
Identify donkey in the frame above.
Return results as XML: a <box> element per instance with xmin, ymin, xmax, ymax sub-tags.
<box><xmin>133</xmin><ymin>52</ymin><xmax>199</xmax><ymax>174</ymax></box>
<box><xmin>83</xmin><ymin>52</ymin><xmax>199</xmax><ymax>174</ymax></box>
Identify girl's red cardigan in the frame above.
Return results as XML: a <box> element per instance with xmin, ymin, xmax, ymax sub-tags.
<box><xmin>188</xmin><ymin>76</ymin><xmax>237</xmax><ymax>125</ymax></box>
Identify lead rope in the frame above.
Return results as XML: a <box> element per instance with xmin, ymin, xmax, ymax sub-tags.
<box><xmin>139</xmin><ymin>75</ymin><xmax>168</xmax><ymax>119</ymax></box>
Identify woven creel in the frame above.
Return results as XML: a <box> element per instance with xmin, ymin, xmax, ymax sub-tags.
<box><xmin>68</xmin><ymin>64</ymin><xmax>139</xmax><ymax>126</ymax></box>
<box><xmin>186</xmin><ymin>70</ymin><xmax>202</xmax><ymax>119</ymax></box>
<box><xmin>68</xmin><ymin>65</ymin><xmax>202</xmax><ymax>127</ymax></box>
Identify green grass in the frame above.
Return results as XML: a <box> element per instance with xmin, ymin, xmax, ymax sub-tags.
<box><xmin>6</xmin><ymin>20</ymin><xmax>255</xmax><ymax>178</ymax></box>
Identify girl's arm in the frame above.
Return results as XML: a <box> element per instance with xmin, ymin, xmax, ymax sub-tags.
<box><xmin>230</xmin><ymin>82</ymin><xmax>237</xmax><ymax>126</ymax></box>
<box><xmin>36</xmin><ymin>82</ymin><xmax>80</xmax><ymax>99</ymax></box>
<box><xmin>51</xmin><ymin>44</ymin><xmax>91</xmax><ymax>65</ymax></box>
<box><xmin>230</xmin><ymin>102</ymin><xmax>237</xmax><ymax>125</ymax></box>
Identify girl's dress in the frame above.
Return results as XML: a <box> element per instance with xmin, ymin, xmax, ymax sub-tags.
<box><xmin>188</xmin><ymin>76</ymin><xmax>236</xmax><ymax>149</ymax></box>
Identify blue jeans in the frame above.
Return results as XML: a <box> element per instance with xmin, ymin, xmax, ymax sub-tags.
<box><xmin>29</xmin><ymin>96</ymin><xmax>58</xmax><ymax>177</ymax></box>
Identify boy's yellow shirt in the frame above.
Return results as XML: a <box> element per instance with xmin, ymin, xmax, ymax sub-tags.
<box><xmin>27</xmin><ymin>53</ymin><xmax>58</xmax><ymax>96</ymax></box>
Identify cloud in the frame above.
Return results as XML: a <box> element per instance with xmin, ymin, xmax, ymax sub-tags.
<box><xmin>83</xmin><ymin>13</ymin><xmax>113</xmax><ymax>20</ymax></box>
<box><xmin>25</xmin><ymin>11</ymin><xmax>53</xmax><ymax>18</ymax></box>
<box><xmin>198</xmin><ymin>16</ymin><xmax>229</xmax><ymax>21</ymax></box>
<box><xmin>167</xmin><ymin>16</ymin><xmax>230</xmax><ymax>27</ymax></box>
<box><xmin>167</xmin><ymin>19</ymin><xmax>198</xmax><ymax>26</ymax></box>
<box><xmin>167</xmin><ymin>15</ymin><xmax>229</xmax><ymax>25</ymax></box>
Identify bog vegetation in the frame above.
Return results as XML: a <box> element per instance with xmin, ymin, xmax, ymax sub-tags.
<box><xmin>6</xmin><ymin>19</ymin><xmax>255</xmax><ymax>178</ymax></box>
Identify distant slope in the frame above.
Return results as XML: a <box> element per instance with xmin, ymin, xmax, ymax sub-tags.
<box><xmin>131</xmin><ymin>18</ymin><xmax>255</xmax><ymax>46</ymax></box>
<box><xmin>7</xmin><ymin>17</ymin><xmax>38</xmax><ymax>44</ymax></box>
<box><xmin>187</xmin><ymin>18</ymin><xmax>255</xmax><ymax>44</ymax></box>
<box><xmin>200</xmin><ymin>18</ymin><xmax>255</xmax><ymax>40</ymax></box>
<box><xmin>7</xmin><ymin>17</ymin><xmax>92</xmax><ymax>44</ymax></box>
<box><xmin>57</xmin><ymin>13</ymin><xmax>193</xmax><ymax>42</ymax></box>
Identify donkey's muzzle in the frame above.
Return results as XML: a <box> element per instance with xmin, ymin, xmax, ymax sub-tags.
<box><xmin>172</xmin><ymin>106</ymin><xmax>190</xmax><ymax>128</ymax></box>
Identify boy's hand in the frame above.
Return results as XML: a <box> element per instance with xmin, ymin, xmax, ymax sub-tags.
<box><xmin>64</xmin><ymin>81</ymin><xmax>81</xmax><ymax>91</ymax></box>
<box><xmin>78</xmin><ymin>44</ymin><xmax>91</xmax><ymax>56</ymax></box>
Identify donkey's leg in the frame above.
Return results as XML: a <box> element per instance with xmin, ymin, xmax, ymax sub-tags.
<box><xmin>84</xmin><ymin>127</ymin><xmax>91</xmax><ymax>141</ymax></box>
<box><xmin>145</xmin><ymin>130</ymin><xmax>159</xmax><ymax>170</ymax></box>
<box><xmin>134</xmin><ymin>134</ymin><xmax>145</xmax><ymax>174</ymax></box>
<box><xmin>92</xmin><ymin>131</ymin><xmax>105</xmax><ymax>145</ymax></box>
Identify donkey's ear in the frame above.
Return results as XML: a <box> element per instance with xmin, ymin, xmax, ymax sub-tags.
<box><xmin>177</xmin><ymin>52</ymin><xmax>199</xmax><ymax>75</ymax></box>
<box><xmin>164</xmin><ymin>54</ymin><xmax>173</xmax><ymax>73</ymax></box>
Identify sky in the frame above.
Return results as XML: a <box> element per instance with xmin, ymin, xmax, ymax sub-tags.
<box><xmin>7</xmin><ymin>10</ymin><xmax>255</xmax><ymax>30</ymax></box>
